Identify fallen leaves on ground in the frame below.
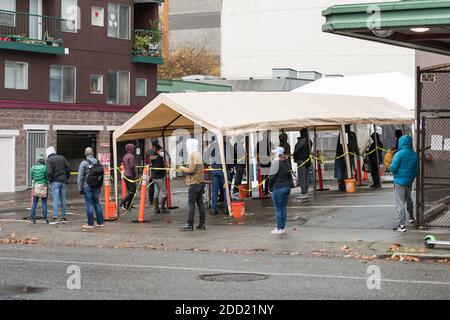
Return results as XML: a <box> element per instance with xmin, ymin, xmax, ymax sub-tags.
<box><xmin>390</xmin><ymin>255</ymin><xmax>421</xmax><ymax>262</ymax></box>
<box><xmin>0</xmin><ymin>233</ymin><xmax>39</xmax><ymax>245</ymax></box>
<box><xmin>389</xmin><ymin>243</ymin><xmax>402</xmax><ymax>251</ymax></box>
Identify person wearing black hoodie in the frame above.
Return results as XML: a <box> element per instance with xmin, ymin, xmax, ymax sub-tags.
<box><xmin>255</xmin><ymin>132</ymin><xmax>274</xmax><ymax>196</ymax></box>
<box><xmin>367</xmin><ymin>132</ymin><xmax>384</xmax><ymax>188</ymax></box>
<box><xmin>46</xmin><ymin>146</ymin><xmax>70</xmax><ymax>224</ymax></box>
<box><xmin>293</xmin><ymin>129</ymin><xmax>312</xmax><ymax>199</ymax></box>
<box><xmin>394</xmin><ymin>130</ymin><xmax>403</xmax><ymax>152</ymax></box>
<box><xmin>335</xmin><ymin>125</ymin><xmax>359</xmax><ymax>191</ymax></box>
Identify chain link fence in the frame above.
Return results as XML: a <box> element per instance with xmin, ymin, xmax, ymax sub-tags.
<box><xmin>417</xmin><ymin>65</ymin><xmax>450</xmax><ymax>228</ymax></box>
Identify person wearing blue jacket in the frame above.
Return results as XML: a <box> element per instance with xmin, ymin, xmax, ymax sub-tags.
<box><xmin>389</xmin><ymin>136</ymin><xmax>419</xmax><ymax>232</ymax></box>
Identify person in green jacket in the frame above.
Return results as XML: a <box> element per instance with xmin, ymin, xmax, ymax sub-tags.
<box><xmin>30</xmin><ymin>155</ymin><xmax>49</xmax><ymax>224</ymax></box>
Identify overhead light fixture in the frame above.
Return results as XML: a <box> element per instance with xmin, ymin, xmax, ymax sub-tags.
<box><xmin>410</xmin><ymin>27</ymin><xmax>430</xmax><ymax>33</ymax></box>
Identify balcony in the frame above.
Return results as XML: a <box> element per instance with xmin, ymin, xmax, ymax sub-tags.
<box><xmin>0</xmin><ymin>10</ymin><xmax>73</xmax><ymax>55</ymax></box>
<box><xmin>131</xmin><ymin>29</ymin><xmax>163</xmax><ymax>65</ymax></box>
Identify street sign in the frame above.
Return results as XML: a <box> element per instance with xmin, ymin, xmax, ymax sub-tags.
<box><xmin>99</xmin><ymin>153</ymin><xmax>111</xmax><ymax>165</ymax></box>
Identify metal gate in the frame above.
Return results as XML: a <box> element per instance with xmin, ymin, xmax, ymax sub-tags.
<box><xmin>416</xmin><ymin>64</ymin><xmax>450</xmax><ymax>228</ymax></box>
<box><xmin>26</xmin><ymin>131</ymin><xmax>47</xmax><ymax>187</ymax></box>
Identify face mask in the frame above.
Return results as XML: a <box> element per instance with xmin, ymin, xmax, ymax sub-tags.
<box><xmin>158</xmin><ymin>151</ymin><xmax>164</xmax><ymax>158</ymax></box>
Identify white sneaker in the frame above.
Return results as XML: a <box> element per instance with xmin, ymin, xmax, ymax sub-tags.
<box><xmin>270</xmin><ymin>228</ymin><xmax>284</xmax><ymax>235</ymax></box>
<box><xmin>82</xmin><ymin>224</ymin><xmax>95</xmax><ymax>230</ymax></box>
<box><xmin>393</xmin><ymin>225</ymin><xmax>406</xmax><ymax>232</ymax></box>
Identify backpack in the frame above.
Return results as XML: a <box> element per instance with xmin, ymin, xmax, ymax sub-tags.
<box><xmin>384</xmin><ymin>149</ymin><xmax>395</xmax><ymax>171</ymax></box>
<box><xmin>86</xmin><ymin>158</ymin><xmax>104</xmax><ymax>188</ymax></box>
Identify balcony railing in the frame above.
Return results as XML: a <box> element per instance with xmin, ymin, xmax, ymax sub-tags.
<box><xmin>131</xmin><ymin>29</ymin><xmax>163</xmax><ymax>64</ymax></box>
<box><xmin>0</xmin><ymin>10</ymin><xmax>74</xmax><ymax>51</ymax></box>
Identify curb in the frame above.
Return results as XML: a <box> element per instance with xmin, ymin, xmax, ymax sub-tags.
<box><xmin>389</xmin><ymin>252</ymin><xmax>450</xmax><ymax>261</ymax></box>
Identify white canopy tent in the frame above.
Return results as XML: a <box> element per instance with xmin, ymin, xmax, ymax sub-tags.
<box><xmin>293</xmin><ymin>72</ymin><xmax>415</xmax><ymax>110</ymax></box>
<box><xmin>294</xmin><ymin>72</ymin><xmax>415</xmax><ymax>153</ymax></box>
<box><xmin>113</xmin><ymin>91</ymin><xmax>414</xmax><ymax>213</ymax></box>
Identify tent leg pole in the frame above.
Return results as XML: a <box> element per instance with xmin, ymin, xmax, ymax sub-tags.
<box><xmin>113</xmin><ymin>137</ymin><xmax>119</xmax><ymax>218</ymax></box>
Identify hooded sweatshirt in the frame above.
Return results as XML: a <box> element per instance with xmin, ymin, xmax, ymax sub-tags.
<box><xmin>45</xmin><ymin>146</ymin><xmax>70</xmax><ymax>183</ymax></box>
<box><xmin>293</xmin><ymin>129</ymin><xmax>312</xmax><ymax>165</ymax></box>
<box><xmin>180</xmin><ymin>139</ymin><xmax>204</xmax><ymax>186</ymax></box>
<box><xmin>123</xmin><ymin>144</ymin><xmax>136</xmax><ymax>179</ymax></box>
<box><xmin>390</xmin><ymin>136</ymin><xmax>419</xmax><ymax>186</ymax></box>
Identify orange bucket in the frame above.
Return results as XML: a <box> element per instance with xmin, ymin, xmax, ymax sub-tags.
<box><xmin>238</xmin><ymin>184</ymin><xmax>250</xmax><ymax>198</ymax></box>
<box><xmin>231</xmin><ymin>202</ymin><xmax>245</xmax><ymax>219</ymax></box>
<box><xmin>344</xmin><ymin>178</ymin><xmax>356</xmax><ymax>193</ymax></box>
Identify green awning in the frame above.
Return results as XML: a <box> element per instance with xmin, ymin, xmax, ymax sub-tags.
<box><xmin>322</xmin><ymin>0</ymin><xmax>450</xmax><ymax>55</ymax></box>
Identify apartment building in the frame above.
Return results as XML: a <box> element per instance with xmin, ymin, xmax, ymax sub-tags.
<box><xmin>0</xmin><ymin>0</ymin><xmax>164</xmax><ymax>192</ymax></box>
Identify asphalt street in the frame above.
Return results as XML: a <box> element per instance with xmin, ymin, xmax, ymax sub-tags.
<box><xmin>0</xmin><ymin>244</ymin><xmax>449</xmax><ymax>300</ymax></box>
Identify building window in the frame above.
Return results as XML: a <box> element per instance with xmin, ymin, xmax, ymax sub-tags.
<box><xmin>61</xmin><ymin>0</ymin><xmax>78</xmax><ymax>32</ymax></box>
<box><xmin>107</xmin><ymin>71</ymin><xmax>129</xmax><ymax>105</ymax></box>
<box><xmin>136</xmin><ymin>78</ymin><xmax>147</xmax><ymax>97</ymax></box>
<box><xmin>0</xmin><ymin>0</ymin><xmax>15</xmax><ymax>27</ymax></box>
<box><xmin>90</xmin><ymin>74</ymin><xmax>103</xmax><ymax>94</ymax></box>
<box><xmin>107</xmin><ymin>4</ymin><xmax>130</xmax><ymax>40</ymax></box>
<box><xmin>5</xmin><ymin>61</ymin><xmax>28</xmax><ymax>90</ymax></box>
<box><xmin>50</xmin><ymin>65</ymin><xmax>76</xmax><ymax>103</ymax></box>
<box><xmin>91</xmin><ymin>6</ymin><xmax>104</xmax><ymax>27</ymax></box>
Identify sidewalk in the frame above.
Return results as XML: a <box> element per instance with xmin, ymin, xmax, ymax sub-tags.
<box><xmin>1</xmin><ymin>181</ymin><xmax>449</xmax><ymax>263</ymax></box>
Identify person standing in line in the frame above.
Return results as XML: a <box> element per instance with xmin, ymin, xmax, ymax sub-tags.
<box><xmin>367</xmin><ymin>132</ymin><xmax>384</xmax><ymax>189</ymax></box>
<box><xmin>145</xmin><ymin>138</ymin><xmax>160</xmax><ymax>206</ymax></box>
<box><xmin>335</xmin><ymin>125</ymin><xmax>359</xmax><ymax>191</ymax></box>
<box><xmin>120</xmin><ymin>143</ymin><xmax>137</xmax><ymax>210</ymax></box>
<box><xmin>78</xmin><ymin>147</ymin><xmax>105</xmax><ymax>230</ymax></box>
<box><xmin>204</xmin><ymin>135</ymin><xmax>229</xmax><ymax>215</ymax></box>
<box><xmin>394</xmin><ymin>129</ymin><xmax>403</xmax><ymax>152</ymax></box>
<box><xmin>29</xmin><ymin>155</ymin><xmax>49</xmax><ymax>224</ymax></box>
<box><xmin>179</xmin><ymin>138</ymin><xmax>206</xmax><ymax>231</ymax></box>
<box><xmin>46</xmin><ymin>146</ymin><xmax>70</xmax><ymax>225</ymax></box>
<box><xmin>255</xmin><ymin>132</ymin><xmax>275</xmax><ymax>196</ymax></box>
<box><xmin>151</xmin><ymin>145</ymin><xmax>170</xmax><ymax>214</ymax></box>
<box><xmin>232</xmin><ymin>135</ymin><xmax>246</xmax><ymax>197</ymax></box>
<box><xmin>268</xmin><ymin>147</ymin><xmax>293</xmax><ymax>235</ymax></box>
<box><xmin>390</xmin><ymin>136</ymin><xmax>418</xmax><ymax>232</ymax></box>
<box><xmin>293</xmin><ymin>128</ymin><xmax>312</xmax><ymax>199</ymax></box>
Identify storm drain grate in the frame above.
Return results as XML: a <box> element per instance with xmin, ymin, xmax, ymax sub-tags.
<box><xmin>198</xmin><ymin>273</ymin><xmax>269</xmax><ymax>282</ymax></box>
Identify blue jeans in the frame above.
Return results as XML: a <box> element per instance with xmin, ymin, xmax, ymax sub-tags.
<box><xmin>30</xmin><ymin>196</ymin><xmax>48</xmax><ymax>221</ymax></box>
<box><xmin>272</xmin><ymin>187</ymin><xmax>291</xmax><ymax>230</ymax></box>
<box><xmin>211</xmin><ymin>170</ymin><xmax>226</xmax><ymax>210</ymax></box>
<box><xmin>51</xmin><ymin>182</ymin><xmax>66</xmax><ymax>219</ymax></box>
<box><xmin>83</xmin><ymin>186</ymin><xmax>104</xmax><ymax>226</ymax></box>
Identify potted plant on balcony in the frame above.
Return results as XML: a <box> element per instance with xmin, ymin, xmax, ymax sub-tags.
<box><xmin>148</xmin><ymin>20</ymin><xmax>161</xmax><ymax>56</ymax></box>
<box><xmin>133</xmin><ymin>32</ymin><xmax>150</xmax><ymax>55</ymax></box>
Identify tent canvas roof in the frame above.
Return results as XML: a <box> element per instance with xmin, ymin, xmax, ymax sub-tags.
<box><xmin>113</xmin><ymin>91</ymin><xmax>414</xmax><ymax>141</ymax></box>
<box><xmin>293</xmin><ymin>72</ymin><xmax>415</xmax><ymax>110</ymax></box>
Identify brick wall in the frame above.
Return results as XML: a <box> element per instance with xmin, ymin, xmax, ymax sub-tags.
<box><xmin>0</xmin><ymin>108</ymin><xmax>134</xmax><ymax>189</ymax></box>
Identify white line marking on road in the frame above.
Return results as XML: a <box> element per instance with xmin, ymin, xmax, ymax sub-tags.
<box><xmin>0</xmin><ymin>256</ymin><xmax>448</xmax><ymax>286</ymax></box>
<box><xmin>269</xmin><ymin>205</ymin><xmax>394</xmax><ymax>209</ymax></box>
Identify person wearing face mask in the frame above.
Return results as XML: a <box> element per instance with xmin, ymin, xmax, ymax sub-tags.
<box><xmin>178</xmin><ymin>138</ymin><xmax>206</xmax><ymax>231</ymax></box>
<box><xmin>151</xmin><ymin>145</ymin><xmax>169</xmax><ymax>214</ymax></box>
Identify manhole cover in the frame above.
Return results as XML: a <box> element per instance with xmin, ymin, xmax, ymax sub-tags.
<box><xmin>0</xmin><ymin>285</ymin><xmax>47</xmax><ymax>297</ymax></box>
<box><xmin>198</xmin><ymin>273</ymin><xmax>269</xmax><ymax>282</ymax></box>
